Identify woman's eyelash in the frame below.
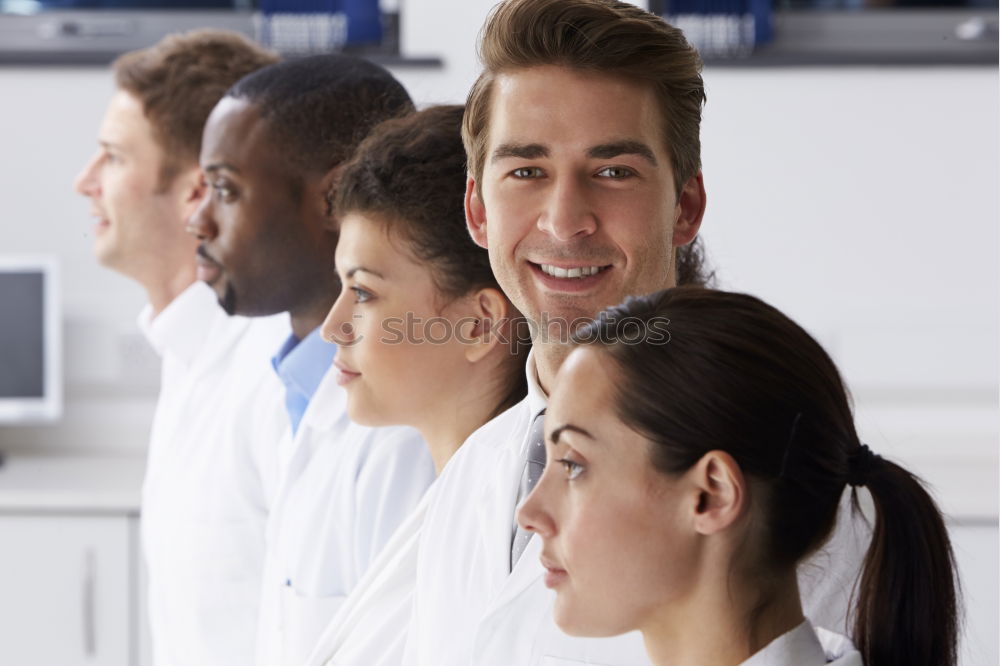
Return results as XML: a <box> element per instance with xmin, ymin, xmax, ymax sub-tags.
<box><xmin>556</xmin><ymin>458</ymin><xmax>584</xmax><ymax>480</ymax></box>
<box><xmin>350</xmin><ymin>286</ymin><xmax>374</xmax><ymax>303</ymax></box>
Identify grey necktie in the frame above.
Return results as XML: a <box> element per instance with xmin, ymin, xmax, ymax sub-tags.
<box><xmin>510</xmin><ymin>409</ymin><xmax>547</xmax><ymax>570</ymax></box>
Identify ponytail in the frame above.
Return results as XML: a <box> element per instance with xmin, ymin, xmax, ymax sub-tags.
<box><xmin>851</xmin><ymin>450</ymin><xmax>960</xmax><ymax>666</ymax></box>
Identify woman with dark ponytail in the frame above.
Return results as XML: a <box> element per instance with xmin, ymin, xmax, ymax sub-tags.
<box><xmin>517</xmin><ymin>287</ymin><xmax>958</xmax><ymax>666</ymax></box>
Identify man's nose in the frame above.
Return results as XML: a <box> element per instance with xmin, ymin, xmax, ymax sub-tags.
<box><xmin>536</xmin><ymin>177</ymin><xmax>597</xmax><ymax>242</ymax></box>
<box><xmin>186</xmin><ymin>195</ymin><xmax>218</xmax><ymax>241</ymax></box>
<box><xmin>73</xmin><ymin>153</ymin><xmax>101</xmax><ymax>197</ymax></box>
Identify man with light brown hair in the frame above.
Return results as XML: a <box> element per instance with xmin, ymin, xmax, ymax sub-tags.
<box><xmin>74</xmin><ymin>31</ymin><xmax>290</xmax><ymax>666</ymax></box>
<box><xmin>307</xmin><ymin>1</ymin><xmax>867</xmax><ymax>664</ymax></box>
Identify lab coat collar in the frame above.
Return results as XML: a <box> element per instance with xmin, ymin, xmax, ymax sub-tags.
<box><xmin>137</xmin><ymin>281</ymin><xmax>244</xmax><ymax>368</ymax></box>
<box><xmin>486</xmin><ymin>517</ymin><xmax>544</xmax><ymax>613</ymax></box>
<box><xmin>471</xmin><ymin>400</ymin><xmax>534</xmax><ymax>590</ymax></box>
<box><xmin>741</xmin><ymin>620</ymin><xmax>861</xmax><ymax>665</ymax></box>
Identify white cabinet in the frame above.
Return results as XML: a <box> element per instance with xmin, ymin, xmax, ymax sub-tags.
<box><xmin>0</xmin><ymin>456</ymin><xmax>145</xmax><ymax>666</ymax></box>
<box><xmin>0</xmin><ymin>513</ymin><xmax>138</xmax><ymax>666</ymax></box>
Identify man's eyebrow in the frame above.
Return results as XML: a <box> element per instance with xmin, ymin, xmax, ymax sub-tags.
<box><xmin>549</xmin><ymin>423</ymin><xmax>596</xmax><ymax>445</ymax></box>
<box><xmin>491</xmin><ymin>142</ymin><xmax>549</xmax><ymax>163</ymax></box>
<box><xmin>587</xmin><ymin>141</ymin><xmax>658</xmax><ymax>165</ymax></box>
<box><xmin>204</xmin><ymin>163</ymin><xmax>240</xmax><ymax>174</ymax></box>
<box><xmin>345</xmin><ymin>266</ymin><xmax>385</xmax><ymax>280</ymax></box>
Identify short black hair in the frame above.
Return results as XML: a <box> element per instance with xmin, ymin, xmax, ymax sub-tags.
<box><xmin>226</xmin><ymin>54</ymin><xmax>414</xmax><ymax>175</ymax></box>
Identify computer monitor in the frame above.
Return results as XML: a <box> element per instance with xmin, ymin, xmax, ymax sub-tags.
<box><xmin>0</xmin><ymin>255</ymin><xmax>61</xmax><ymax>423</ymax></box>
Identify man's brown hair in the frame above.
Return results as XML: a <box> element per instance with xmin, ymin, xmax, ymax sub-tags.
<box><xmin>462</xmin><ymin>0</ymin><xmax>711</xmax><ymax>285</ymax></box>
<box><xmin>113</xmin><ymin>29</ymin><xmax>279</xmax><ymax>187</ymax></box>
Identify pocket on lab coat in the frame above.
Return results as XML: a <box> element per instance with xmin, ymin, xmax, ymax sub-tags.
<box><xmin>280</xmin><ymin>585</ymin><xmax>348</xmax><ymax>665</ymax></box>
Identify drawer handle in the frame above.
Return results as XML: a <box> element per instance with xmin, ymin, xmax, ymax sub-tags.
<box><xmin>83</xmin><ymin>549</ymin><xmax>96</xmax><ymax>657</ymax></box>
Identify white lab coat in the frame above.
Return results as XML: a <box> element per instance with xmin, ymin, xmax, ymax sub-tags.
<box><xmin>307</xmin><ymin>353</ymin><xmax>871</xmax><ymax>666</ymax></box>
<box><xmin>139</xmin><ymin>281</ymin><xmax>289</xmax><ymax>666</ymax></box>
<box><xmin>304</xmin><ymin>484</ymin><xmax>436</xmax><ymax>666</ymax></box>
<box><xmin>255</xmin><ymin>366</ymin><xmax>436</xmax><ymax>666</ymax></box>
<box><xmin>405</xmin><ymin>387</ymin><xmax>650</xmax><ymax>666</ymax></box>
<box><xmin>741</xmin><ymin>621</ymin><xmax>861</xmax><ymax>665</ymax></box>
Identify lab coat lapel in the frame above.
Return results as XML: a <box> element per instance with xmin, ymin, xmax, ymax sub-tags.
<box><xmin>475</xmin><ymin>438</ymin><xmax>524</xmax><ymax>594</ymax></box>
<box><xmin>485</xmin><ymin>528</ymin><xmax>543</xmax><ymax>615</ymax></box>
<box><xmin>477</xmin><ymin>400</ymin><xmax>546</xmax><ymax>613</ymax></box>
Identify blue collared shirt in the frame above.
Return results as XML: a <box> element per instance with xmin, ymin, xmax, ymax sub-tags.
<box><xmin>271</xmin><ymin>327</ymin><xmax>337</xmax><ymax>434</ymax></box>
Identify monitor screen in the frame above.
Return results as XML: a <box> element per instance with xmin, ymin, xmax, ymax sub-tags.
<box><xmin>0</xmin><ymin>257</ymin><xmax>61</xmax><ymax>423</ymax></box>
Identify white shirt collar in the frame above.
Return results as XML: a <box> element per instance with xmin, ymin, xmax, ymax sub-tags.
<box><xmin>524</xmin><ymin>348</ymin><xmax>548</xmax><ymax>421</ymax></box>
<box><xmin>136</xmin><ymin>281</ymin><xmax>225</xmax><ymax>366</ymax></box>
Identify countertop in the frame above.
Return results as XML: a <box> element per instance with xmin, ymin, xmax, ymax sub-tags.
<box><xmin>0</xmin><ymin>455</ymin><xmax>144</xmax><ymax>514</ymax></box>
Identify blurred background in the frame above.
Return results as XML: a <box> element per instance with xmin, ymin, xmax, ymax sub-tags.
<box><xmin>0</xmin><ymin>0</ymin><xmax>996</xmax><ymax>664</ymax></box>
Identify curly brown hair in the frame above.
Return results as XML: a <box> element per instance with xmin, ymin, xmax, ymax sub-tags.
<box><xmin>336</xmin><ymin>105</ymin><xmax>529</xmax><ymax>417</ymax></box>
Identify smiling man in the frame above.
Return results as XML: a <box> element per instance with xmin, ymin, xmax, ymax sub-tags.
<box><xmin>187</xmin><ymin>55</ymin><xmax>435</xmax><ymax>666</ymax></box>
<box><xmin>73</xmin><ymin>31</ymin><xmax>289</xmax><ymax>666</ymax></box>
<box><xmin>402</xmin><ymin>4</ymin><xmax>706</xmax><ymax>664</ymax></box>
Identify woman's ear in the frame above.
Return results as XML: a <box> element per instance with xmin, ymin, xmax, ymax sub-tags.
<box><xmin>465</xmin><ymin>176</ymin><xmax>489</xmax><ymax>249</ymax></box>
<box><xmin>460</xmin><ymin>287</ymin><xmax>510</xmax><ymax>364</ymax></box>
<box><xmin>319</xmin><ymin>164</ymin><xmax>346</xmax><ymax>231</ymax></box>
<box><xmin>689</xmin><ymin>450</ymin><xmax>746</xmax><ymax>536</ymax></box>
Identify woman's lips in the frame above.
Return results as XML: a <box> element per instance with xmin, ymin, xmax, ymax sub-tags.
<box><xmin>333</xmin><ymin>359</ymin><xmax>360</xmax><ymax>386</ymax></box>
<box><xmin>540</xmin><ymin>555</ymin><xmax>568</xmax><ymax>588</ymax></box>
<box><xmin>543</xmin><ymin>566</ymin><xmax>568</xmax><ymax>588</ymax></box>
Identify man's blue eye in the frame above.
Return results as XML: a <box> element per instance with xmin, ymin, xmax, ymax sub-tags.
<box><xmin>597</xmin><ymin>166</ymin><xmax>633</xmax><ymax>179</ymax></box>
<box><xmin>512</xmin><ymin>167</ymin><xmax>543</xmax><ymax>178</ymax></box>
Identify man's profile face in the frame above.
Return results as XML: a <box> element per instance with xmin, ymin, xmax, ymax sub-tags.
<box><xmin>74</xmin><ymin>90</ymin><xmax>194</xmax><ymax>278</ymax></box>
<box><xmin>467</xmin><ymin>65</ymin><xmax>699</xmax><ymax>333</ymax></box>
<box><xmin>188</xmin><ymin>96</ymin><xmax>335</xmax><ymax>316</ymax></box>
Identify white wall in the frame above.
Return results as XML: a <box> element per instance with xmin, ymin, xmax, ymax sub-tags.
<box><xmin>0</xmin><ymin>67</ymin><xmax>159</xmax><ymax>455</ymax></box>
<box><xmin>4</xmin><ymin>0</ymin><xmax>994</xmax><ymax>510</ymax></box>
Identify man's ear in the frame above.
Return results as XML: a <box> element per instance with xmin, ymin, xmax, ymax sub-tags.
<box><xmin>672</xmin><ymin>171</ymin><xmax>706</xmax><ymax>248</ymax></box>
<box><xmin>460</xmin><ymin>287</ymin><xmax>510</xmax><ymax>364</ymax></box>
<box><xmin>465</xmin><ymin>176</ymin><xmax>489</xmax><ymax>249</ymax></box>
<box><xmin>179</xmin><ymin>167</ymin><xmax>207</xmax><ymax>221</ymax></box>
<box><xmin>689</xmin><ymin>450</ymin><xmax>746</xmax><ymax>536</ymax></box>
<box><xmin>319</xmin><ymin>164</ymin><xmax>346</xmax><ymax>232</ymax></box>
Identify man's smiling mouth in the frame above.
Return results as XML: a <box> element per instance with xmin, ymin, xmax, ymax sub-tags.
<box><xmin>534</xmin><ymin>263</ymin><xmax>610</xmax><ymax>279</ymax></box>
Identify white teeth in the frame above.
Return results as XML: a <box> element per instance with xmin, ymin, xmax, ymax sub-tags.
<box><xmin>539</xmin><ymin>263</ymin><xmax>603</xmax><ymax>279</ymax></box>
